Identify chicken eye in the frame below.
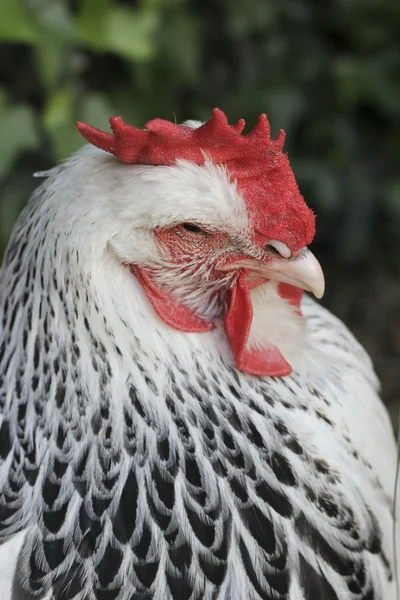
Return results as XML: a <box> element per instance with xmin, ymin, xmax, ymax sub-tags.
<box><xmin>182</xmin><ymin>223</ymin><xmax>203</xmax><ymax>234</ymax></box>
<box><xmin>173</xmin><ymin>222</ymin><xmax>208</xmax><ymax>242</ymax></box>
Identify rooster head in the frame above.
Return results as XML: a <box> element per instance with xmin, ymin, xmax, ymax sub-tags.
<box><xmin>76</xmin><ymin>109</ymin><xmax>324</xmax><ymax>377</ymax></box>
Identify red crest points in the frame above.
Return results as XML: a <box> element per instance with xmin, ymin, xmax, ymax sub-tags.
<box><xmin>76</xmin><ymin>108</ymin><xmax>285</xmax><ymax>166</ymax></box>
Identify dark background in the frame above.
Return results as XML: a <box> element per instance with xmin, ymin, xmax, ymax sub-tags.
<box><xmin>0</xmin><ymin>0</ymin><xmax>399</xmax><ymax>421</ymax></box>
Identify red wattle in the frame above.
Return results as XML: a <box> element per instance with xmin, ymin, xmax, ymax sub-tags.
<box><xmin>130</xmin><ymin>267</ymin><xmax>301</xmax><ymax>377</ymax></box>
<box><xmin>131</xmin><ymin>266</ymin><xmax>214</xmax><ymax>333</ymax></box>
<box><xmin>224</xmin><ymin>273</ymin><xmax>292</xmax><ymax>377</ymax></box>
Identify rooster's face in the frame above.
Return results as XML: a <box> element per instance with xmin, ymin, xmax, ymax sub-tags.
<box><xmin>104</xmin><ymin>157</ymin><xmax>324</xmax><ymax>378</ymax></box>
<box><xmin>78</xmin><ymin>111</ymin><xmax>325</xmax><ymax>377</ymax></box>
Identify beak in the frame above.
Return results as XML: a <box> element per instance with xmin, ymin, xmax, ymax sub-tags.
<box><xmin>219</xmin><ymin>248</ymin><xmax>325</xmax><ymax>299</ymax></box>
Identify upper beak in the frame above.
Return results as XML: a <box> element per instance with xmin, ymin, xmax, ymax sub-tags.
<box><xmin>218</xmin><ymin>248</ymin><xmax>325</xmax><ymax>299</ymax></box>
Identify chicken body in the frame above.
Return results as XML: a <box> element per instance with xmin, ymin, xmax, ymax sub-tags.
<box><xmin>0</xmin><ymin>134</ymin><xmax>396</xmax><ymax>600</ymax></box>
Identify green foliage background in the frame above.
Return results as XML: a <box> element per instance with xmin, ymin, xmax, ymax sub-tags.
<box><xmin>0</xmin><ymin>0</ymin><xmax>399</xmax><ymax>414</ymax></box>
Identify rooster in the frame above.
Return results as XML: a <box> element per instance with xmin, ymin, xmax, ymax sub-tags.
<box><xmin>0</xmin><ymin>109</ymin><xmax>396</xmax><ymax>600</ymax></box>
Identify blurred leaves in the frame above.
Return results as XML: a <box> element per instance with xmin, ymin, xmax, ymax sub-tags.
<box><xmin>78</xmin><ymin>0</ymin><xmax>159</xmax><ymax>60</ymax></box>
<box><xmin>105</xmin><ymin>6</ymin><xmax>158</xmax><ymax>60</ymax></box>
<box><xmin>0</xmin><ymin>91</ymin><xmax>39</xmax><ymax>180</ymax></box>
<box><xmin>0</xmin><ymin>0</ymin><xmax>39</xmax><ymax>43</ymax></box>
<box><xmin>0</xmin><ymin>0</ymin><xmax>399</xmax><ymax>265</ymax></box>
<box><xmin>43</xmin><ymin>87</ymin><xmax>82</xmax><ymax>158</ymax></box>
<box><xmin>77</xmin><ymin>0</ymin><xmax>110</xmax><ymax>46</ymax></box>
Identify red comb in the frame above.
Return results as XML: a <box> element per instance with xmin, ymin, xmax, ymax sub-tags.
<box><xmin>76</xmin><ymin>108</ymin><xmax>285</xmax><ymax>166</ymax></box>
<box><xmin>76</xmin><ymin>108</ymin><xmax>315</xmax><ymax>251</ymax></box>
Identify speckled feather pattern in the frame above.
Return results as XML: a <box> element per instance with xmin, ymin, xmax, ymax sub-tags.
<box><xmin>0</xmin><ymin>153</ymin><xmax>397</xmax><ymax>600</ymax></box>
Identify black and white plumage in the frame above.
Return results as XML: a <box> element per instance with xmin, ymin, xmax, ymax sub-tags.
<box><xmin>0</xmin><ymin>131</ymin><xmax>397</xmax><ymax>600</ymax></box>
